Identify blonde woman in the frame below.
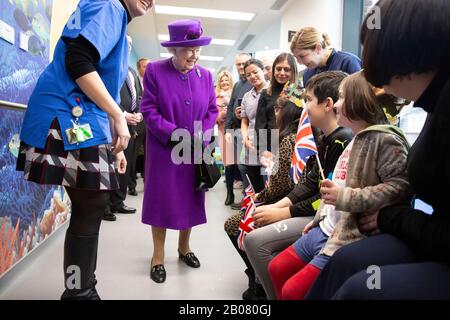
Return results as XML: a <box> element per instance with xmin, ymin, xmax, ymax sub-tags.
<box><xmin>215</xmin><ymin>70</ymin><xmax>235</xmax><ymax>204</ymax></box>
<box><xmin>290</xmin><ymin>26</ymin><xmax>361</xmax><ymax>86</ymax></box>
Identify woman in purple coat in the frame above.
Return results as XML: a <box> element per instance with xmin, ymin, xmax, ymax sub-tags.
<box><xmin>140</xmin><ymin>20</ymin><xmax>218</xmax><ymax>283</ymax></box>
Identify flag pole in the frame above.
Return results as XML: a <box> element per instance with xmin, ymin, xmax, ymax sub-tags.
<box><xmin>315</xmin><ymin>154</ymin><xmax>326</xmax><ymax>181</ymax></box>
<box><xmin>245</xmin><ymin>174</ymin><xmax>254</xmax><ymax>191</ymax></box>
<box><xmin>249</xmin><ymin>196</ymin><xmax>256</xmax><ymax>217</ymax></box>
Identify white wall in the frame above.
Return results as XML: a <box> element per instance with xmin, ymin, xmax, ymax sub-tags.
<box><xmin>280</xmin><ymin>0</ymin><xmax>344</xmax><ymax>52</ymax></box>
<box><xmin>217</xmin><ymin>16</ymin><xmax>282</xmax><ymax>83</ymax></box>
<box><xmin>245</xmin><ymin>17</ymin><xmax>282</xmax><ymax>56</ymax></box>
<box><xmin>50</xmin><ymin>0</ymin><xmax>80</xmax><ymax>61</ymax></box>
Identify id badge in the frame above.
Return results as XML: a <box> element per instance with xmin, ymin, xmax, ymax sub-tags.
<box><xmin>66</xmin><ymin>123</ymin><xmax>94</xmax><ymax>144</ymax></box>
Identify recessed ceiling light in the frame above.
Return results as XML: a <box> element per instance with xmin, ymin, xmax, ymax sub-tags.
<box><xmin>155</xmin><ymin>5</ymin><xmax>255</xmax><ymax>21</ymax></box>
<box><xmin>158</xmin><ymin>34</ymin><xmax>235</xmax><ymax>46</ymax></box>
<box><xmin>160</xmin><ymin>53</ymin><xmax>224</xmax><ymax>62</ymax></box>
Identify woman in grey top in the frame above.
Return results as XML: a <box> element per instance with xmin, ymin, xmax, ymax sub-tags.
<box><xmin>240</xmin><ymin>59</ymin><xmax>269</xmax><ymax>192</ymax></box>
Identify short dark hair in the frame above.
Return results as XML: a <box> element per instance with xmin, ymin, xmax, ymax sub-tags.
<box><xmin>306</xmin><ymin>71</ymin><xmax>348</xmax><ymax>104</ymax></box>
<box><xmin>360</xmin><ymin>0</ymin><xmax>450</xmax><ymax>87</ymax></box>
<box><xmin>244</xmin><ymin>59</ymin><xmax>265</xmax><ymax>73</ymax></box>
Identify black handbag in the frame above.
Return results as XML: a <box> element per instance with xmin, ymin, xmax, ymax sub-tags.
<box><xmin>195</xmin><ymin>143</ymin><xmax>221</xmax><ymax>190</ymax></box>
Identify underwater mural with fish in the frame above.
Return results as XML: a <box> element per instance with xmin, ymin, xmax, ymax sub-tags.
<box><xmin>0</xmin><ymin>108</ymin><xmax>71</xmax><ymax>277</ymax></box>
<box><xmin>0</xmin><ymin>0</ymin><xmax>53</xmax><ymax>105</ymax></box>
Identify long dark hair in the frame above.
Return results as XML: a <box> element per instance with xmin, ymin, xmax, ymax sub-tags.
<box><xmin>267</xmin><ymin>53</ymin><xmax>298</xmax><ymax>96</ymax></box>
<box><xmin>276</xmin><ymin>97</ymin><xmax>303</xmax><ymax>141</ymax></box>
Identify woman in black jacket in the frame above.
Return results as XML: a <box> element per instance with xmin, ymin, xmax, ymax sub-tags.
<box><xmin>254</xmin><ymin>53</ymin><xmax>298</xmax><ymax>155</ymax></box>
<box><xmin>306</xmin><ymin>0</ymin><xmax>450</xmax><ymax>300</ymax></box>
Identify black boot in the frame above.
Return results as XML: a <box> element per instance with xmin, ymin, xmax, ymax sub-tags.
<box><xmin>226</xmin><ymin>233</ymin><xmax>260</xmax><ymax>300</ymax></box>
<box><xmin>242</xmin><ymin>269</ymin><xmax>267</xmax><ymax>300</ymax></box>
<box><xmin>224</xmin><ymin>192</ymin><xmax>235</xmax><ymax>206</ymax></box>
<box><xmin>242</xmin><ymin>268</ymin><xmax>256</xmax><ymax>300</ymax></box>
<box><xmin>90</xmin><ymin>249</ymin><xmax>101</xmax><ymax>300</ymax></box>
<box><xmin>252</xmin><ymin>282</ymin><xmax>268</xmax><ymax>300</ymax></box>
<box><xmin>90</xmin><ymin>275</ymin><xmax>101</xmax><ymax>300</ymax></box>
<box><xmin>61</xmin><ymin>232</ymin><xmax>101</xmax><ymax>300</ymax></box>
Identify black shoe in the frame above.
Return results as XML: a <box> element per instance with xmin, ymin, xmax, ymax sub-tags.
<box><xmin>224</xmin><ymin>192</ymin><xmax>235</xmax><ymax>206</ymax></box>
<box><xmin>90</xmin><ymin>276</ymin><xmax>101</xmax><ymax>300</ymax></box>
<box><xmin>128</xmin><ymin>188</ymin><xmax>138</xmax><ymax>196</ymax></box>
<box><xmin>112</xmin><ymin>205</ymin><xmax>136</xmax><ymax>214</ymax></box>
<box><xmin>230</xmin><ymin>202</ymin><xmax>242</xmax><ymax>210</ymax></box>
<box><xmin>178</xmin><ymin>250</ymin><xmax>200</xmax><ymax>268</ymax></box>
<box><xmin>150</xmin><ymin>264</ymin><xmax>166</xmax><ymax>283</ymax></box>
<box><xmin>102</xmin><ymin>212</ymin><xmax>117</xmax><ymax>221</ymax></box>
<box><xmin>242</xmin><ymin>283</ymin><xmax>267</xmax><ymax>300</ymax></box>
<box><xmin>242</xmin><ymin>286</ymin><xmax>253</xmax><ymax>300</ymax></box>
<box><xmin>242</xmin><ymin>268</ymin><xmax>255</xmax><ymax>300</ymax></box>
<box><xmin>252</xmin><ymin>283</ymin><xmax>267</xmax><ymax>300</ymax></box>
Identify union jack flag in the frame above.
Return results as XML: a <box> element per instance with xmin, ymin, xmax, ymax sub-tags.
<box><xmin>240</xmin><ymin>176</ymin><xmax>255</xmax><ymax>211</ymax></box>
<box><xmin>290</xmin><ymin>108</ymin><xmax>318</xmax><ymax>184</ymax></box>
<box><xmin>237</xmin><ymin>198</ymin><xmax>256</xmax><ymax>251</ymax></box>
<box><xmin>244</xmin><ymin>179</ymin><xmax>255</xmax><ymax>197</ymax></box>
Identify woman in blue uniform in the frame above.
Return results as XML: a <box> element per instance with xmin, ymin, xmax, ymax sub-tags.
<box><xmin>290</xmin><ymin>26</ymin><xmax>361</xmax><ymax>86</ymax></box>
<box><xmin>16</xmin><ymin>0</ymin><xmax>155</xmax><ymax>300</ymax></box>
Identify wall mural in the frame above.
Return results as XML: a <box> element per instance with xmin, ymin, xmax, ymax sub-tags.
<box><xmin>0</xmin><ymin>0</ymin><xmax>53</xmax><ymax>105</ymax></box>
<box><xmin>0</xmin><ymin>0</ymin><xmax>73</xmax><ymax>278</ymax></box>
<box><xmin>0</xmin><ymin>108</ymin><xmax>71</xmax><ymax>277</ymax></box>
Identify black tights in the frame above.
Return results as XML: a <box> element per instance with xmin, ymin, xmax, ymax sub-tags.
<box><xmin>227</xmin><ymin>233</ymin><xmax>254</xmax><ymax>279</ymax></box>
<box><xmin>65</xmin><ymin>187</ymin><xmax>110</xmax><ymax>236</ymax></box>
<box><xmin>225</xmin><ymin>165</ymin><xmax>235</xmax><ymax>194</ymax></box>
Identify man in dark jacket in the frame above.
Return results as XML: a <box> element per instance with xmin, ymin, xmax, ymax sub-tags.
<box><xmin>103</xmin><ymin>36</ymin><xmax>142</xmax><ymax>221</ymax></box>
<box><xmin>120</xmin><ymin>66</ymin><xmax>143</xmax><ymax>196</ymax></box>
<box><xmin>224</xmin><ymin>53</ymin><xmax>252</xmax><ymax>207</ymax></box>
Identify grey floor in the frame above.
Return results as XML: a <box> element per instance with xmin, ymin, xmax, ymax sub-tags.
<box><xmin>0</xmin><ymin>178</ymin><xmax>247</xmax><ymax>300</ymax></box>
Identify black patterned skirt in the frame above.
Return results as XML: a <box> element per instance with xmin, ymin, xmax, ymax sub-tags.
<box><xmin>16</xmin><ymin>119</ymin><xmax>119</xmax><ymax>191</ymax></box>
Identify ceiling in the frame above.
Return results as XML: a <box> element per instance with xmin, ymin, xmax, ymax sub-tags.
<box><xmin>127</xmin><ymin>0</ymin><xmax>294</xmax><ymax>73</ymax></box>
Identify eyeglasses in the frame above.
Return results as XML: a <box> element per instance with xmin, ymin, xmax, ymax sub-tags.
<box><xmin>275</xmin><ymin>67</ymin><xmax>291</xmax><ymax>73</ymax></box>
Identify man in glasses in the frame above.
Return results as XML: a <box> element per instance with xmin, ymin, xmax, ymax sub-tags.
<box><xmin>260</xmin><ymin>56</ymin><xmax>274</xmax><ymax>82</ymax></box>
<box><xmin>224</xmin><ymin>53</ymin><xmax>252</xmax><ymax>209</ymax></box>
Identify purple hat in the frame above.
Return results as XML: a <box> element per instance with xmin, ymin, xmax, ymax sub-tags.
<box><xmin>161</xmin><ymin>19</ymin><xmax>212</xmax><ymax>48</ymax></box>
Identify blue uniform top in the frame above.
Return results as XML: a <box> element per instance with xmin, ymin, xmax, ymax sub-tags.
<box><xmin>303</xmin><ymin>49</ymin><xmax>362</xmax><ymax>86</ymax></box>
<box><xmin>20</xmin><ymin>0</ymin><xmax>129</xmax><ymax>150</ymax></box>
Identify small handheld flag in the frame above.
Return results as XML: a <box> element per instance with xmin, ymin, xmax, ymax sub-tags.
<box><xmin>237</xmin><ymin>197</ymin><xmax>256</xmax><ymax>251</ymax></box>
<box><xmin>290</xmin><ymin>108</ymin><xmax>318</xmax><ymax>184</ymax></box>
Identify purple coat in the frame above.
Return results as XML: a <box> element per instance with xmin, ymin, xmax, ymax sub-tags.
<box><xmin>140</xmin><ymin>59</ymin><xmax>218</xmax><ymax>230</ymax></box>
